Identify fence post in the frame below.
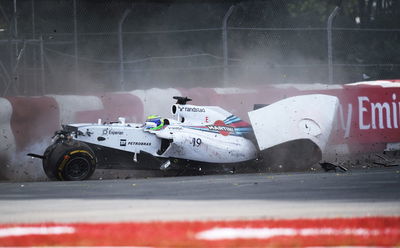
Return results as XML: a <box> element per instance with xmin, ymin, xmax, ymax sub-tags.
<box><xmin>13</xmin><ymin>0</ymin><xmax>19</xmax><ymax>94</ymax></box>
<box><xmin>31</xmin><ymin>0</ymin><xmax>37</xmax><ymax>95</ymax></box>
<box><xmin>73</xmin><ymin>0</ymin><xmax>79</xmax><ymax>92</ymax></box>
<box><xmin>13</xmin><ymin>0</ymin><xmax>18</xmax><ymax>58</ymax></box>
<box><xmin>222</xmin><ymin>5</ymin><xmax>234</xmax><ymax>87</ymax></box>
<box><xmin>327</xmin><ymin>6</ymin><xmax>340</xmax><ymax>84</ymax></box>
<box><xmin>119</xmin><ymin>8</ymin><xmax>131</xmax><ymax>91</ymax></box>
<box><xmin>40</xmin><ymin>35</ymin><xmax>45</xmax><ymax>95</ymax></box>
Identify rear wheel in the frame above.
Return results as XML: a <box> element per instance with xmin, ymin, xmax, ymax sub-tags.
<box><xmin>43</xmin><ymin>141</ymin><xmax>96</xmax><ymax>181</ymax></box>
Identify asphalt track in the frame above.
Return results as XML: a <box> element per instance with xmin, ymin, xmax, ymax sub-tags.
<box><xmin>0</xmin><ymin>167</ymin><xmax>399</xmax><ymax>224</ymax></box>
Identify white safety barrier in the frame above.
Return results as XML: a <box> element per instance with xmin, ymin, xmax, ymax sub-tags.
<box><xmin>130</xmin><ymin>88</ymin><xmax>181</xmax><ymax>118</ymax></box>
<box><xmin>50</xmin><ymin>95</ymin><xmax>104</xmax><ymax>124</ymax></box>
<box><xmin>0</xmin><ymin>98</ymin><xmax>16</xmax><ymax>162</ymax></box>
<box><xmin>0</xmin><ymin>80</ymin><xmax>398</xmax><ymax>180</ymax></box>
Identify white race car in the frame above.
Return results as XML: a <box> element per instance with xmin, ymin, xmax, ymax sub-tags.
<box><xmin>29</xmin><ymin>95</ymin><xmax>339</xmax><ymax>181</ymax></box>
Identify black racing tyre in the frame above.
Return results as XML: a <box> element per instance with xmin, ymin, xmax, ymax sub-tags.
<box><xmin>43</xmin><ymin>141</ymin><xmax>97</xmax><ymax>181</ymax></box>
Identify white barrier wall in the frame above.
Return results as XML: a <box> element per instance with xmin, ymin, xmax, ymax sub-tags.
<box><xmin>0</xmin><ymin>80</ymin><xmax>399</xmax><ymax>180</ymax></box>
<box><xmin>51</xmin><ymin>95</ymin><xmax>104</xmax><ymax>124</ymax></box>
<box><xmin>0</xmin><ymin>98</ymin><xmax>16</xmax><ymax>163</ymax></box>
<box><xmin>130</xmin><ymin>88</ymin><xmax>182</xmax><ymax>118</ymax></box>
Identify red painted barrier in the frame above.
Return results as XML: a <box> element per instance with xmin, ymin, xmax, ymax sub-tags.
<box><xmin>7</xmin><ymin>96</ymin><xmax>60</xmax><ymax>152</ymax></box>
<box><xmin>75</xmin><ymin>93</ymin><xmax>144</xmax><ymax>123</ymax></box>
<box><xmin>178</xmin><ymin>82</ymin><xmax>400</xmax><ymax>153</ymax></box>
<box><xmin>0</xmin><ymin>217</ymin><xmax>399</xmax><ymax>247</ymax></box>
<box><xmin>2</xmin><ymin>80</ymin><xmax>399</xmax><ymax>154</ymax></box>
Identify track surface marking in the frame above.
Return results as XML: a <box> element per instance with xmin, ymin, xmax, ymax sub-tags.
<box><xmin>0</xmin><ymin>217</ymin><xmax>399</xmax><ymax>247</ymax></box>
<box><xmin>0</xmin><ymin>168</ymin><xmax>399</xmax><ymax>246</ymax></box>
<box><xmin>0</xmin><ymin>168</ymin><xmax>399</xmax><ymax>223</ymax></box>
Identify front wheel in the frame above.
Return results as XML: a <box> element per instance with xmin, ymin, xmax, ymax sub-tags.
<box><xmin>43</xmin><ymin>141</ymin><xmax>97</xmax><ymax>181</ymax></box>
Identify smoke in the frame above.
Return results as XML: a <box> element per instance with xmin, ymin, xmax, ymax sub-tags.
<box><xmin>0</xmin><ymin>138</ymin><xmax>168</xmax><ymax>182</ymax></box>
<box><xmin>0</xmin><ymin>1</ymin><xmax>370</xmax><ymax>182</ymax></box>
<box><xmin>0</xmin><ymin>139</ymin><xmax>50</xmax><ymax>182</ymax></box>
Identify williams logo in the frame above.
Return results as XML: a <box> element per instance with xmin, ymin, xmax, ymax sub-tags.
<box><xmin>120</xmin><ymin>139</ymin><xmax>127</xmax><ymax>146</ymax></box>
<box><xmin>207</xmin><ymin>120</ymin><xmax>235</xmax><ymax>136</ymax></box>
<box><xmin>178</xmin><ymin>106</ymin><xmax>205</xmax><ymax>113</ymax></box>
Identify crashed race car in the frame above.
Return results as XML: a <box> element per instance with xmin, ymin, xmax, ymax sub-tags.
<box><xmin>29</xmin><ymin>95</ymin><xmax>339</xmax><ymax>181</ymax></box>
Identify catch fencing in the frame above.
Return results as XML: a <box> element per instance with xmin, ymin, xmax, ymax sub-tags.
<box><xmin>0</xmin><ymin>1</ymin><xmax>399</xmax><ymax>96</ymax></box>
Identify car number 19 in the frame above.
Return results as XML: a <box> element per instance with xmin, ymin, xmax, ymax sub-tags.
<box><xmin>192</xmin><ymin>138</ymin><xmax>202</xmax><ymax>147</ymax></box>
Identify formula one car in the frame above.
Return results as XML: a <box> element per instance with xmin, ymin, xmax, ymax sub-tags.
<box><xmin>29</xmin><ymin>95</ymin><xmax>339</xmax><ymax>181</ymax></box>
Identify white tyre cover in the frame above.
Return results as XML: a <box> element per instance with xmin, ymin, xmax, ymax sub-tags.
<box><xmin>248</xmin><ymin>94</ymin><xmax>339</xmax><ymax>153</ymax></box>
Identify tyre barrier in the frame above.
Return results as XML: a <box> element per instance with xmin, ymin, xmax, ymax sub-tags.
<box><xmin>0</xmin><ymin>80</ymin><xmax>399</xmax><ymax>180</ymax></box>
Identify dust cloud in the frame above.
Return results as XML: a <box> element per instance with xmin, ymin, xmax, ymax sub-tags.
<box><xmin>0</xmin><ymin>139</ymin><xmax>50</xmax><ymax>181</ymax></box>
<box><xmin>0</xmin><ymin>1</ymin><xmax>365</xmax><ymax>181</ymax></box>
<box><xmin>14</xmin><ymin>1</ymin><xmax>353</xmax><ymax>95</ymax></box>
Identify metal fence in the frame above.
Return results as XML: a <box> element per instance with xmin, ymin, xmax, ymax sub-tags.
<box><xmin>0</xmin><ymin>0</ymin><xmax>399</xmax><ymax>96</ymax></box>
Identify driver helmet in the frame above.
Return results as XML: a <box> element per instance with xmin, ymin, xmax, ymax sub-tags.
<box><xmin>146</xmin><ymin>115</ymin><xmax>164</xmax><ymax>130</ymax></box>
